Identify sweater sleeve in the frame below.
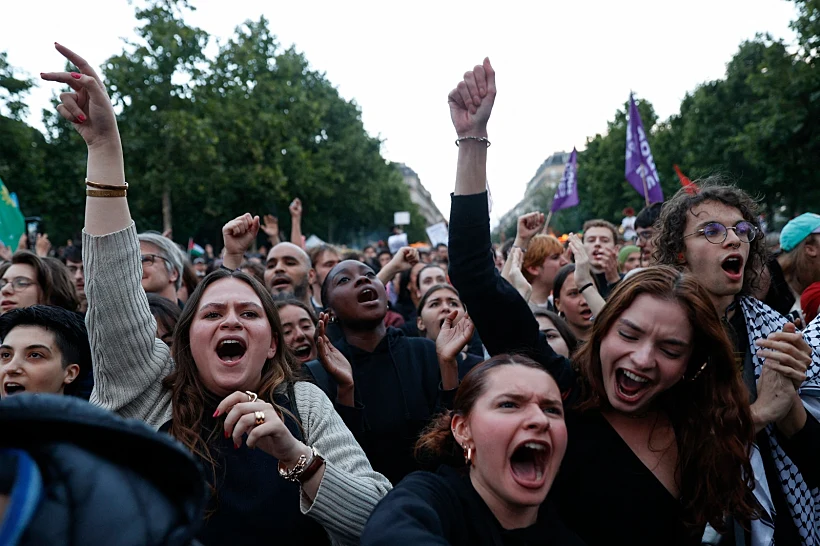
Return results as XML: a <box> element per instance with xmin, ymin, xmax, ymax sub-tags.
<box><xmin>83</xmin><ymin>224</ymin><xmax>173</xmax><ymax>428</ymax></box>
<box><xmin>360</xmin><ymin>472</ymin><xmax>454</xmax><ymax>546</ymax></box>
<box><xmin>448</xmin><ymin>193</ymin><xmax>576</xmax><ymax>392</ymax></box>
<box><xmin>294</xmin><ymin>381</ymin><xmax>392</xmax><ymax>545</ymax></box>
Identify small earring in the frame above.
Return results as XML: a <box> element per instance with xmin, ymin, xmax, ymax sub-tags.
<box><xmin>462</xmin><ymin>444</ymin><xmax>472</xmax><ymax>465</ymax></box>
<box><xmin>676</xmin><ymin>252</ymin><xmax>685</xmax><ymax>264</ymax></box>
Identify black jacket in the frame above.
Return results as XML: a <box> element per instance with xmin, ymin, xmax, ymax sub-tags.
<box><xmin>361</xmin><ymin>466</ymin><xmax>585</xmax><ymax>546</ymax></box>
<box><xmin>305</xmin><ymin>327</ymin><xmax>455</xmax><ymax>484</ymax></box>
<box><xmin>0</xmin><ymin>394</ymin><xmax>206</xmax><ymax>546</ymax></box>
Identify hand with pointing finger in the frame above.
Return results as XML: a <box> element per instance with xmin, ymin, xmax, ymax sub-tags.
<box><xmin>40</xmin><ymin>43</ymin><xmax>120</xmax><ymax>151</ymax></box>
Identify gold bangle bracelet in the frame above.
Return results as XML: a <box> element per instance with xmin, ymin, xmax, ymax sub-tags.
<box><xmin>86</xmin><ymin>188</ymin><xmax>127</xmax><ymax>198</ymax></box>
<box><xmin>85</xmin><ymin>179</ymin><xmax>129</xmax><ymax>191</ymax></box>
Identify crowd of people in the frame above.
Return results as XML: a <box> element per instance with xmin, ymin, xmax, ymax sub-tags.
<box><xmin>0</xmin><ymin>44</ymin><xmax>819</xmax><ymax>546</ymax></box>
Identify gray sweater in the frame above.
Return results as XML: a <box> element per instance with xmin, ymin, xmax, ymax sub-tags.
<box><xmin>83</xmin><ymin>223</ymin><xmax>392</xmax><ymax>545</ymax></box>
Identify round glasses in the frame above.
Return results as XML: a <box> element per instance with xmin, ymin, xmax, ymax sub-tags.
<box><xmin>684</xmin><ymin>221</ymin><xmax>757</xmax><ymax>244</ymax></box>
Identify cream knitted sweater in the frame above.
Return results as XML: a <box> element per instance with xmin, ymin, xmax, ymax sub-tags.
<box><xmin>83</xmin><ymin>223</ymin><xmax>391</xmax><ymax>545</ymax></box>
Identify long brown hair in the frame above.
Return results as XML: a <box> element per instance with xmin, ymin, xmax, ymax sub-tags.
<box><xmin>162</xmin><ymin>269</ymin><xmax>300</xmax><ymax>477</ymax></box>
<box><xmin>574</xmin><ymin>266</ymin><xmax>758</xmax><ymax>532</ymax></box>
<box><xmin>415</xmin><ymin>354</ymin><xmax>551</xmax><ymax>469</ymax></box>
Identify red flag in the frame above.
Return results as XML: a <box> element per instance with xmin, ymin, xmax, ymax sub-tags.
<box><xmin>674</xmin><ymin>164</ymin><xmax>698</xmax><ymax>195</ymax></box>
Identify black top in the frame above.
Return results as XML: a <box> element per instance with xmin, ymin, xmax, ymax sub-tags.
<box><xmin>763</xmin><ymin>256</ymin><xmax>796</xmax><ymax>318</ymax></box>
<box><xmin>305</xmin><ymin>327</ymin><xmax>454</xmax><ymax>485</ymax></box>
<box><xmin>448</xmin><ymin>192</ymin><xmax>700</xmax><ymax>545</ymax></box>
<box><xmin>361</xmin><ymin>465</ymin><xmax>585</xmax><ymax>546</ymax></box>
<box><xmin>552</xmin><ymin>410</ymin><xmax>698</xmax><ymax>546</ymax></box>
<box><xmin>160</xmin><ymin>388</ymin><xmax>329</xmax><ymax>546</ymax></box>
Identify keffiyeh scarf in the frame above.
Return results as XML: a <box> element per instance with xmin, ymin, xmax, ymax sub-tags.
<box><xmin>740</xmin><ymin>297</ymin><xmax>820</xmax><ymax>545</ymax></box>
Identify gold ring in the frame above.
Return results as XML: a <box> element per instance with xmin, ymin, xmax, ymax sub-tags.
<box><xmin>245</xmin><ymin>391</ymin><xmax>258</xmax><ymax>403</ymax></box>
<box><xmin>254</xmin><ymin>411</ymin><xmax>265</xmax><ymax>426</ymax></box>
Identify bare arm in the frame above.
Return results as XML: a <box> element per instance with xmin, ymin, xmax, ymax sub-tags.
<box><xmin>290</xmin><ymin>198</ymin><xmax>305</xmax><ymax>248</ymax></box>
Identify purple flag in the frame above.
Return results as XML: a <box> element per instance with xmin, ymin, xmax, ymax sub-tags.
<box><xmin>625</xmin><ymin>94</ymin><xmax>663</xmax><ymax>203</ymax></box>
<box><xmin>550</xmin><ymin>148</ymin><xmax>579</xmax><ymax>212</ymax></box>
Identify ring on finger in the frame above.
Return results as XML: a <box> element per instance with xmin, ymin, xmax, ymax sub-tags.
<box><xmin>254</xmin><ymin>411</ymin><xmax>265</xmax><ymax>426</ymax></box>
<box><xmin>245</xmin><ymin>391</ymin><xmax>258</xmax><ymax>403</ymax></box>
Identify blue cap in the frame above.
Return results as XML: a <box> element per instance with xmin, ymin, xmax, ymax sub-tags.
<box><xmin>780</xmin><ymin>213</ymin><xmax>820</xmax><ymax>252</ymax></box>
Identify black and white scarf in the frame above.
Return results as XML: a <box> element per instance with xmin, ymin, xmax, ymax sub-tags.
<box><xmin>740</xmin><ymin>297</ymin><xmax>820</xmax><ymax>545</ymax></box>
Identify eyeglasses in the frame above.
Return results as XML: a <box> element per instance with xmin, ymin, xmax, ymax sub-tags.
<box><xmin>0</xmin><ymin>277</ymin><xmax>36</xmax><ymax>292</ymax></box>
<box><xmin>636</xmin><ymin>229</ymin><xmax>654</xmax><ymax>241</ymax></box>
<box><xmin>684</xmin><ymin>221</ymin><xmax>757</xmax><ymax>244</ymax></box>
<box><xmin>141</xmin><ymin>254</ymin><xmax>170</xmax><ymax>267</ymax></box>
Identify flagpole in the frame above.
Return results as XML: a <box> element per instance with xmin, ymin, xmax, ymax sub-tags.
<box><xmin>640</xmin><ymin>169</ymin><xmax>650</xmax><ymax>207</ymax></box>
<box><xmin>545</xmin><ymin>211</ymin><xmax>553</xmax><ymax>232</ymax></box>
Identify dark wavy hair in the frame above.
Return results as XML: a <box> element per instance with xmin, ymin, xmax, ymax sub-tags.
<box><xmin>653</xmin><ymin>179</ymin><xmax>768</xmax><ymax>296</ymax></box>
<box><xmin>161</xmin><ymin>268</ymin><xmax>302</xmax><ymax>489</ymax></box>
<box><xmin>573</xmin><ymin>266</ymin><xmax>758</xmax><ymax>532</ymax></box>
<box><xmin>415</xmin><ymin>354</ymin><xmax>551</xmax><ymax>469</ymax></box>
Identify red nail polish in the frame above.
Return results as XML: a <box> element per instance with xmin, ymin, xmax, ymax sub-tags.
<box><xmin>234</xmin><ymin>442</ymin><xmax>239</xmax><ymax>450</ymax></box>
<box><xmin>224</xmin><ymin>429</ymin><xmax>230</xmax><ymax>439</ymax></box>
<box><xmin>212</xmin><ymin>409</ymin><xmax>220</xmax><ymax>418</ymax></box>
<box><xmin>71</xmin><ymin>72</ymin><xmax>81</xmax><ymax>79</ymax></box>
<box><xmin>77</xmin><ymin>114</ymin><xmax>86</xmax><ymax>123</ymax></box>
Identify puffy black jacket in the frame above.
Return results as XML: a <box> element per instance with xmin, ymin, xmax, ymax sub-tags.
<box><xmin>0</xmin><ymin>394</ymin><xmax>206</xmax><ymax>546</ymax></box>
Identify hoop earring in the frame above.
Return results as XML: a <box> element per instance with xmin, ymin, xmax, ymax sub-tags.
<box><xmin>462</xmin><ymin>444</ymin><xmax>472</xmax><ymax>465</ymax></box>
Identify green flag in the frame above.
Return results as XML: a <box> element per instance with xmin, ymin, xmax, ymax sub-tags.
<box><xmin>0</xmin><ymin>178</ymin><xmax>25</xmax><ymax>251</ymax></box>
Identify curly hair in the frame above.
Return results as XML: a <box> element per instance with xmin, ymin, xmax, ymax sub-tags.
<box><xmin>573</xmin><ymin>266</ymin><xmax>758</xmax><ymax>532</ymax></box>
<box><xmin>653</xmin><ymin>178</ymin><xmax>768</xmax><ymax>296</ymax></box>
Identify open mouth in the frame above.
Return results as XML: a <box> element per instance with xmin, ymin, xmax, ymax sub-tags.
<box><xmin>3</xmin><ymin>382</ymin><xmax>25</xmax><ymax>396</ymax></box>
<box><xmin>357</xmin><ymin>288</ymin><xmax>378</xmax><ymax>304</ymax></box>
<box><xmin>721</xmin><ymin>256</ymin><xmax>743</xmax><ymax>279</ymax></box>
<box><xmin>292</xmin><ymin>344</ymin><xmax>313</xmax><ymax>361</ymax></box>
<box><xmin>216</xmin><ymin>339</ymin><xmax>247</xmax><ymax>363</ymax></box>
<box><xmin>270</xmin><ymin>277</ymin><xmax>291</xmax><ymax>291</ymax></box>
<box><xmin>615</xmin><ymin>369</ymin><xmax>651</xmax><ymax>401</ymax></box>
<box><xmin>579</xmin><ymin>308</ymin><xmax>593</xmax><ymax>319</ymax></box>
<box><xmin>510</xmin><ymin>441</ymin><xmax>550</xmax><ymax>486</ymax></box>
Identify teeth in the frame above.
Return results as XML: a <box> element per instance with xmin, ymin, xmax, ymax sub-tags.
<box><xmin>220</xmin><ymin>340</ymin><xmax>240</xmax><ymax>347</ymax></box>
<box><xmin>524</xmin><ymin>442</ymin><xmax>546</xmax><ymax>451</ymax></box>
<box><xmin>623</xmin><ymin>370</ymin><xmax>648</xmax><ymax>383</ymax></box>
<box><xmin>536</xmin><ymin>468</ymin><xmax>543</xmax><ymax>480</ymax></box>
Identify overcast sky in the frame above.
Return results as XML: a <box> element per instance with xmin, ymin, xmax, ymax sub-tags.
<box><xmin>2</xmin><ymin>0</ymin><xmax>798</xmax><ymax>224</ymax></box>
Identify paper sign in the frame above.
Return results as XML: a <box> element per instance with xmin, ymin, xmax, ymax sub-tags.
<box><xmin>394</xmin><ymin>211</ymin><xmax>411</xmax><ymax>226</ymax></box>
<box><xmin>387</xmin><ymin>233</ymin><xmax>408</xmax><ymax>254</ymax></box>
<box><xmin>426</xmin><ymin>222</ymin><xmax>449</xmax><ymax>247</ymax></box>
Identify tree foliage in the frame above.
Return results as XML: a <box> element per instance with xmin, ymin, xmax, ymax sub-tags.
<box><xmin>496</xmin><ymin>0</ymin><xmax>820</xmax><ymax>239</ymax></box>
<box><xmin>0</xmin><ymin>0</ymin><xmax>424</xmax><ymax>247</ymax></box>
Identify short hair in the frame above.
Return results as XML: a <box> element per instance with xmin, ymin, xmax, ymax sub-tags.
<box><xmin>654</xmin><ymin>179</ymin><xmax>768</xmax><ymax>297</ymax></box>
<box><xmin>521</xmin><ymin>235</ymin><xmax>564</xmax><ymax>283</ymax></box>
<box><xmin>138</xmin><ymin>232</ymin><xmax>185</xmax><ymax>291</ymax></box>
<box><xmin>0</xmin><ymin>305</ymin><xmax>91</xmax><ymax>397</ymax></box>
<box><xmin>635</xmin><ymin>202</ymin><xmax>664</xmax><ymax>230</ymax></box>
<box><xmin>436</xmin><ymin>243</ymin><xmax>448</xmax><ymax>250</ymax></box>
<box><xmin>0</xmin><ymin>252</ymin><xmax>79</xmax><ymax>312</ymax></box>
<box><xmin>147</xmin><ymin>293</ymin><xmax>182</xmax><ymax>339</ymax></box>
<box><xmin>308</xmin><ymin>245</ymin><xmax>340</xmax><ymax>268</ymax></box>
<box><xmin>64</xmin><ymin>245</ymin><xmax>82</xmax><ymax>264</ymax></box>
<box><xmin>239</xmin><ymin>261</ymin><xmax>265</xmax><ymax>285</ymax></box>
<box><xmin>582</xmin><ymin>219</ymin><xmax>618</xmax><ymax>243</ymax></box>
<box><xmin>500</xmin><ymin>239</ymin><xmax>515</xmax><ymax>261</ymax></box>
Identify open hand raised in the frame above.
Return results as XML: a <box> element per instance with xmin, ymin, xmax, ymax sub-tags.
<box><xmin>448</xmin><ymin>58</ymin><xmax>496</xmax><ymax>137</ymax></box>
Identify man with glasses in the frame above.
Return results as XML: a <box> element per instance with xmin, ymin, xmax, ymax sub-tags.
<box><xmin>137</xmin><ymin>233</ymin><xmax>185</xmax><ymax>305</ymax></box>
<box><xmin>656</xmin><ymin>181</ymin><xmax>820</xmax><ymax>545</ymax></box>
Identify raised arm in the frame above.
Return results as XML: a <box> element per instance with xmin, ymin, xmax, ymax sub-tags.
<box><xmin>42</xmin><ymin>44</ymin><xmax>172</xmax><ymax>426</ymax></box>
<box><xmin>290</xmin><ymin>198</ymin><xmax>305</xmax><ymax>248</ymax></box>
<box><xmin>568</xmin><ymin>234</ymin><xmax>606</xmax><ymax>318</ymax></box>
<box><xmin>446</xmin><ymin>60</ymin><xmax>574</xmax><ymax>392</ymax></box>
